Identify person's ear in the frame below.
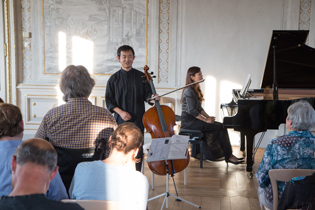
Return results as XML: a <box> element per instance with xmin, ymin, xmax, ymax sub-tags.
<box><xmin>288</xmin><ymin>120</ymin><xmax>293</xmax><ymax>130</ymax></box>
<box><xmin>190</xmin><ymin>75</ymin><xmax>194</xmax><ymax>81</ymax></box>
<box><xmin>108</xmin><ymin>136</ymin><xmax>112</xmax><ymax>146</ymax></box>
<box><xmin>11</xmin><ymin>155</ymin><xmax>17</xmax><ymax>174</ymax></box>
<box><xmin>50</xmin><ymin>166</ymin><xmax>58</xmax><ymax>181</ymax></box>
<box><xmin>134</xmin><ymin>148</ymin><xmax>139</xmax><ymax>158</ymax></box>
<box><xmin>117</xmin><ymin>56</ymin><xmax>120</xmax><ymax>61</ymax></box>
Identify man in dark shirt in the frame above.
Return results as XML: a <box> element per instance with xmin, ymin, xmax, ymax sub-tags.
<box><xmin>105</xmin><ymin>45</ymin><xmax>153</xmax><ymax>171</ymax></box>
<box><xmin>0</xmin><ymin>138</ymin><xmax>83</xmax><ymax>210</ymax></box>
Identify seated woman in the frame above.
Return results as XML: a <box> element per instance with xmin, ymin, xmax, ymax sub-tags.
<box><xmin>180</xmin><ymin>66</ymin><xmax>243</xmax><ymax>164</ymax></box>
<box><xmin>69</xmin><ymin>122</ymin><xmax>149</xmax><ymax>210</ymax></box>
<box><xmin>256</xmin><ymin>100</ymin><xmax>315</xmax><ymax>210</ymax></box>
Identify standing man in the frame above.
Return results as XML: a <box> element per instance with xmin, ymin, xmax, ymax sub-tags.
<box><xmin>0</xmin><ymin>138</ymin><xmax>83</xmax><ymax>210</ymax></box>
<box><xmin>35</xmin><ymin>65</ymin><xmax>117</xmax><ymax>190</ymax></box>
<box><xmin>105</xmin><ymin>45</ymin><xmax>153</xmax><ymax>171</ymax></box>
<box><xmin>0</xmin><ymin>103</ymin><xmax>68</xmax><ymax>201</ymax></box>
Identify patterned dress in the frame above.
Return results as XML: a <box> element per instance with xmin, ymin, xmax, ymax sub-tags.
<box><xmin>256</xmin><ymin>130</ymin><xmax>315</xmax><ymax>203</ymax></box>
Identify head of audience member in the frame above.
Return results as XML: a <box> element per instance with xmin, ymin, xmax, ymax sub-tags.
<box><xmin>286</xmin><ymin>100</ymin><xmax>315</xmax><ymax>131</ymax></box>
<box><xmin>0</xmin><ymin>98</ymin><xmax>4</xmax><ymax>103</ymax></box>
<box><xmin>102</xmin><ymin>123</ymin><xmax>143</xmax><ymax>167</ymax></box>
<box><xmin>116</xmin><ymin>45</ymin><xmax>135</xmax><ymax>71</ymax></box>
<box><xmin>60</xmin><ymin>65</ymin><xmax>95</xmax><ymax>102</ymax></box>
<box><xmin>0</xmin><ymin>103</ymin><xmax>24</xmax><ymax>141</ymax></box>
<box><xmin>181</xmin><ymin>66</ymin><xmax>204</xmax><ymax>103</ymax></box>
<box><xmin>10</xmin><ymin>138</ymin><xmax>58</xmax><ymax>196</ymax></box>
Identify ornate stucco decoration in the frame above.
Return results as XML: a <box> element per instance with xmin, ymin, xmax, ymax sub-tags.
<box><xmin>158</xmin><ymin>0</ymin><xmax>170</xmax><ymax>83</ymax></box>
<box><xmin>4</xmin><ymin>0</ymin><xmax>12</xmax><ymax>103</ymax></box>
<box><xmin>21</xmin><ymin>0</ymin><xmax>32</xmax><ymax>82</ymax></box>
<box><xmin>299</xmin><ymin>0</ymin><xmax>312</xmax><ymax>44</ymax></box>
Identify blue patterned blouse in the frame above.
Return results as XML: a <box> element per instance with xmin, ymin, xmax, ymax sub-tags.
<box><xmin>256</xmin><ymin>130</ymin><xmax>315</xmax><ymax>203</ymax></box>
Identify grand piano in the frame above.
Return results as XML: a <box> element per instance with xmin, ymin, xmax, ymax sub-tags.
<box><xmin>222</xmin><ymin>30</ymin><xmax>315</xmax><ymax>177</ymax></box>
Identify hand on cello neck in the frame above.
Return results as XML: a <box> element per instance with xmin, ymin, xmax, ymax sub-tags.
<box><xmin>149</xmin><ymin>94</ymin><xmax>160</xmax><ymax>103</ymax></box>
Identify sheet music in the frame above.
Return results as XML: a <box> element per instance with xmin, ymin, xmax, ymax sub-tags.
<box><xmin>147</xmin><ymin>137</ymin><xmax>170</xmax><ymax>161</ymax></box>
<box><xmin>239</xmin><ymin>74</ymin><xmax>252</xmax><ymax>98</ymax></box>
<box><xmin>167</xmin><ymin>135</ymin><xmax>189</xmax><ymax>159</ymax></box>
<box><xmin>146</xmin><ymin>135</ymin><xmax>189</xmax><ymax>162</ymax></box>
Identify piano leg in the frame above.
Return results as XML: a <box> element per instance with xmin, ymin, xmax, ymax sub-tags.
<box><xmin>240</xmin><ymin>132</ymin><xmax>245</xmax><ymax>158</ymax></box>
<box><xmin>245</xmin><ymin>132</ymin><xmax>255</xmax><ymax>173</ymax></box>
<box><xmin>236</xmin><ymin>129</ymin><xmax>266</xmax><ymax>178</ymax></box>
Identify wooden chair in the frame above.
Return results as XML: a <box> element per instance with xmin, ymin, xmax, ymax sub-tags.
<box><xmin>62</xmin><ymin>199</ymin><xmax>120</xmax><ymax>210</ymax></box>
<box><xmin>266</xmin><ymin>169</ymin><xmax>315</xmax><ymax>210</ymax></box>
<box><xmin>159</xmin><ymin>96</ymin><xmax>181</xmax><ymax>134</ymax></box>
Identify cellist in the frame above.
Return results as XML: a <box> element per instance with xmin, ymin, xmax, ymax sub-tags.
<box><xmin>105</xmin><ymin>45</ymin><xmax>159</xmax><ymax>172</ymax></box>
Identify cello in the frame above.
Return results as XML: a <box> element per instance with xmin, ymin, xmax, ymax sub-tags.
<box><xmin>142</xmin><ymin>65</ymin><xmax>190</xmax><ymax>175</ymax></box>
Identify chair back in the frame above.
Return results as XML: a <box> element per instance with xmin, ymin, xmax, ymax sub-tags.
<box><xmin>269</xmin><ymin>169</ymin><xmax>315</xmax><ymax>210</ymax></box>
<box><xmin>54</xmin><ymin>146</ymin><xmax>95</xmax><ymax>191</ymax></box>
<box><xmin>62</xmin><ymin>199</ymin><xmax>120</xmax><ymax>210</ymax></box>
<box><xmin>160</xmin><ymin>97</ymin><xmax>176</xmax><ymax>112</ymax></box>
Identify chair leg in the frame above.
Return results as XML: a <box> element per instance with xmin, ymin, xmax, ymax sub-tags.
<box><xmin>151</xmin><ymin>172</ymin><xmax>154</xmax><ymax>190</ymax></box>
<box><xmin>141</xmin><ymin>160</ymin><xmax>144</xmax><ymax>174</ymax></box>
<box><xmin>199</xmin><ymin>141</ymin><xmax>203</xmax><ymax>168</ymax></box>
<box><xmin>184</xmin><ymin>167</ymin><xmax>187</xmax><ymax>185</ymax></box>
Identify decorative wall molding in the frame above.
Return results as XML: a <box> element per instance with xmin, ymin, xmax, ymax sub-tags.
<box><xmin>299</xmin><ymin>0</ymin><xmax>312</xmax><ymax>30</ymax></box>
<box><xmin>0</xmin><ymin>2</ymin><xmax>6</xmax><ymax>101</ymax></box>
<box><xmin>25</xmin><ymin>95</ymin><xmax>58</xmax><ymax>125</ymax></box>
<box><xmin>299</xmin><ymin>0</ymin><xmax>312</xmax><ymax>44</ymax></box>
<box><xmin>158</xmin><ymin>0</ymin><xmax>170</xmax><ymax>83</ymax></box>
<box><xmin>4</xmin><ymin>0</ymin><xmax>12</xmax><ymax>103</ymax></box>
<box><xmin>21</xmin><ymin>0</ymin><xmax>32</xmax><ymax>82</ymax></box>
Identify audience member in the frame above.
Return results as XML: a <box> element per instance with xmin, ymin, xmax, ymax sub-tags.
<box><xmin>256</xmin><ymin>100</ymin><xmax>315</xmax><ymax>210</ymax></box>
<box><xmin>0</xmin><ymin>138</ymin><xmax>83</xmax><ymax>210</ymax></box>
<box><xmin>69</xmin><ymin>122</ymin><xmax>149</xmax><ymax>210</ymax></box>
<box><xmin>35</xmin><ymin>65</ymin><xmax>117</xmax><ymax>190</ymax></box>
<box><xmin>0</xmin><ymin>103</ymin><xmax>67</xmax><ymax>200</ymax></box>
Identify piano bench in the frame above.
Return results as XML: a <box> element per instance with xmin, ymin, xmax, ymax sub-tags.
<box><xmin>179</xmin><ymin>128</ymin><xmax>204</xmax><ymax>169</ymax></box>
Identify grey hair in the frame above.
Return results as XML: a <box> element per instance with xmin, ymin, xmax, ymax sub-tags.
<box><xmin>60</xmin><ymin>65</ymin><xmax>95</xmax><ymax>102</ymax></box>
<box><xmin>14</xmin><ymin>139</ymin><xmax>57</xmax><ymax>173</ymax></box>
<box><xmin>287</xmin><ymin>100</ymin><xmax>315</xmax><ymax>131</ymax></box>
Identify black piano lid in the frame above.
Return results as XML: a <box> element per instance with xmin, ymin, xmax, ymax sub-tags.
<box><xmin>261</xmin><ymin>30</ymin><xmax>315</xmax><ymax>89</ymax></box>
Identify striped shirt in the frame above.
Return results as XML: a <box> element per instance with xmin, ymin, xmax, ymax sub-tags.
<box><xmin>35</xmin><ymin>98</ymin><xmax>117</xmax><ymax>149</ymax></box>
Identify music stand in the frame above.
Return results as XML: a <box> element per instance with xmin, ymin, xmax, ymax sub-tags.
<box><xmin>146</xmin><ymin>135</ymin><xmax>201</xmax><ymax>209</ymax></box>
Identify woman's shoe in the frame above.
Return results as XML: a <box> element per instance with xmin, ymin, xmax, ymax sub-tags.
<box><xmin>225</xmin><ymin>159</ymin><xmax>244</xmax><ymax>165</ymax></box>
<box><xmin>237</xmin><ymin>157</ymin><xmax>244</xmax><ymax>160</ymax></box>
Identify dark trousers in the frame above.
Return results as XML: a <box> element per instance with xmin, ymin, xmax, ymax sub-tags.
<box><xmin>182</xmin><ymin>112</ymin><xmax>232</xmax><ymax>161</ymax></box>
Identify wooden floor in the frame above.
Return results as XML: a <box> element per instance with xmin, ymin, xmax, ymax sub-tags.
<box><xmin>143</xmin><ymin>147</ymin><xmax>265</xmax><ymax>210</ymax></box>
